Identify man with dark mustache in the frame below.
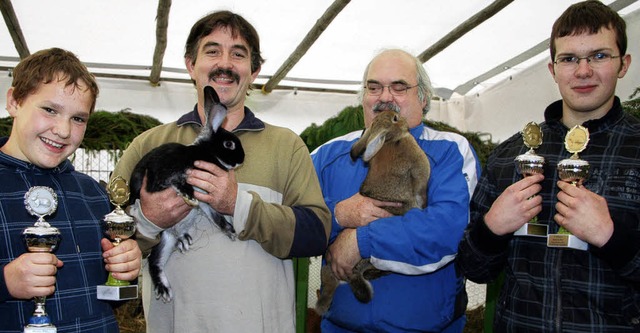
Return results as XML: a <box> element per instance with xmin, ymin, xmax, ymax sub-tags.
<box><xmin>112</xmin><ymin>10</ymin><xmax>331</xmax><ymax>333</ymax></box>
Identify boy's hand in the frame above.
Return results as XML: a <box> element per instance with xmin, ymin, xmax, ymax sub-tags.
<box><xmin>4</xmin><ymin>253</ymin><xmax>63</xmax><ymax>299</ymax></box>
<box><xmin>101</xmin><ymin>238</ymin><xmax>142</xmax><ymax>281</ymax></box>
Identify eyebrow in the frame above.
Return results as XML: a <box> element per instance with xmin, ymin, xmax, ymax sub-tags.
<box><xmin>366</xmin><ymin>79</ymin><xmax>409</xmax><ymax>85</ymax></box>
<box><xmin>556</xmin><ymin>48</ymin><xmax>613</xmax><ymax>56</ymax></box>
<box><xmin>201</xmin><ymin>41</ymin><xmax>250</xmax><ymax>54</ymax></box>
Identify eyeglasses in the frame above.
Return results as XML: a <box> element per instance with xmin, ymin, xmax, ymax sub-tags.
<box><xmin>553</xmin><ymin>52</ymin><xmax>620</xmax><ymax>69</ymax></box>
<box><xmin>365</xmin><ymin>82</ymin><xmax>418</xmax><ymax>96</ymax></box>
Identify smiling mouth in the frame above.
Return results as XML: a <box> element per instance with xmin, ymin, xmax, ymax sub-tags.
<box><xmin>209</xmin><ymin>69</ymin><xmax>239</xmax><ymax>84</ymax></box>
<box><xmin>41</xmin><ymin>137</ymin><xmax>64</xmax><ymax>149</ymax></box>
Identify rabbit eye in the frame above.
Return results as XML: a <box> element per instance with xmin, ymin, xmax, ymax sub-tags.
<box><xmin>392</xmin><ymin>115</ymin><xmax>399</xmax><ymax>122</ymax></box>
<box><xmin>223</xmin><ymin>141</ymin><xmax>236</xmax><ymax>150</ymax></box>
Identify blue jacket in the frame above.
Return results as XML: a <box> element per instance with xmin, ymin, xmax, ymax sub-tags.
<box><xmin>312</xmin><ymin>123</ymin><xmax>480</xmax><ymax>332</ymax></box>
<box><xmin>0</xmin><ymin>138</ymin><xmax>119</xmax><ymax>333</ymax></box>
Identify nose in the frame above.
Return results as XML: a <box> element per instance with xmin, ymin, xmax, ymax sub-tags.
<box><xmin>574</xmin><ymin>58</ymin><xmax>593</xmax><ymax>78</ymax></box>
<box><xmin>218</xmin><ymin>52</ymin><xmax>234</xmax><ymax>69</ymax></box>
<box><xmin>52</xmin><ymin>118</ymin><xmax>71</xmax><ymax>139</ymax></box>
<box><xmin>378</xmin><ymin>86</ymin><xmax>395</xmax><ymax>102</ymax></box>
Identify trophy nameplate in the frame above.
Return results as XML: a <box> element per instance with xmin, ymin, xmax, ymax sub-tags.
<box><xmin>97</xmin><ymin>177</ymin><xmax>138</xmax><ymax>301</ymax></box>
<box><xmin>514</xmin><ymin>122</ymin><xmax>548</xmax><ymax>237</ymax></box>
<box><xmin>23</xmin><ymin>186</ymin><xmax>60</xmax><ymax>333</ymax></box>
<box><xmin>547</xmin><ymin>125</ymin><xmax>589</xmax><ymax>251</ymax></box>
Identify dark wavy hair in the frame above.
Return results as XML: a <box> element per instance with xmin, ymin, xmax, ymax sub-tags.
<box><xmin>184</xmin><ymin>10</ymin><xmax>265</xmax><ymax>74</ymax></box>
<box><xmin>550</xmin><ymin>0</ymin><xmax>627</xmax><ymax>61</ymax></box>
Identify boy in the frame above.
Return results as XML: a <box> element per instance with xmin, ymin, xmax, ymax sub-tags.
<box><xmin>0</xmin><ymin>48</ymin><xmax>141</xmax><ymax>332</ymax></box>
<box><xmin>458</xmin><ymin>1</ymin><xmax>637</xmax><ymax>331</ymax></box>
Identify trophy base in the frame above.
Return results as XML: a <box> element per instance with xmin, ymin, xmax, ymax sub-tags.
<box><xmin>24</xmin><ymin>325</ymin><xmax>56</xmax><ymax>333</ymax></box>
<box><xmin>97</xmin><ymin>284</ymin><xmax>138</xmax><ymax>301</ymax></box>
<box><xmin>514</xmin><ymin>223</ymin><xmax>548</xmax><ymax>237</ymax></box>
<box><xmin>547</xmin><ymin>233</ymin><xmax>588</xmax><ymax>250</ymax></box>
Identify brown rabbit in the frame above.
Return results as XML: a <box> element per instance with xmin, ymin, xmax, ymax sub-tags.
<box><xmin>315</xmin><ymin>110</ymin><xmax>431</xmax><ymax>315</ymax></box>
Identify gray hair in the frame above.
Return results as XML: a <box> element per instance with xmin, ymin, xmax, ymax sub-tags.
<box><xmin>358</xmin><ymin>49</ymin><xmax>434</xmax><ymax>115</ymax></box>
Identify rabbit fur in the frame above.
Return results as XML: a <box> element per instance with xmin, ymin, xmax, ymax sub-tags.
<box><xmin>129</xmin><ymin>85</ymin><xmax>244</xmax><ymax>303</ymax></box>
<box><xmin>315</xmin><ymin>110</ymin><xmax>430</xmax><ymax>315</ymax></box>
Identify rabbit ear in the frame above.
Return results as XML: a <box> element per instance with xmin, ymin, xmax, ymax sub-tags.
<box><xmin>362</xmin><ymin>133</ymin><xmax>385</xmax><ymax>162</ymax></box>
<box><xmin>203</xmin><ymin>86</ymin><xmax>227</xmax><ymax>131</ymax></box>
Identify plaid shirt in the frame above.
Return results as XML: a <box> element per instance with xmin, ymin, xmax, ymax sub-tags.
<box><xmin>458</xmin><ymin>97</ymin><xmax>640</xmax><ymax>332</ymax></box>
<box><xmin>0</xmin><ymin>139</ymin><xmax>119</xmax><ymax>333</ymax></box>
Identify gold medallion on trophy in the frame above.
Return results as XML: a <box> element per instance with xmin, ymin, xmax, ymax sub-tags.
<box><xmin>97</xmin><ymin>176</ymin><xmax>139</xmax><ymax>301</ymax></box>
<box><xmin>514</xmin><ymin>122</ymin><xmax>547</xmax><ymax>237</ymax></box>
<box><xmin>548</xmin><ymin>125</ymin><xmax>590</xmax><ymax>250</ymax></box>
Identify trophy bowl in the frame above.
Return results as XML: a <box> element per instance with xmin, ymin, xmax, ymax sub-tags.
<box><xmin>104</xmin><ymin>217</ymin><xmax>136</xmax><ymax>243</ymax></box>
<box><xmin>557</xmin><ymin>158</ymin><xmax>590</xmax><ymax>185</ymax></box>
<box><xmin>515</xmin><ymin>153</ymin><xmax>545</xmax><ymax>176</ymax></box>
<box><xmin>22</xmin><ymin>225</ymin><xmax>61</xmax><ymax>253</ymax></box>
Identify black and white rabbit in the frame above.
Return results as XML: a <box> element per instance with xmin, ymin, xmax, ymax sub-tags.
<box><xmin>129</xmin><ymin>85</ymin><xmax>244</xmax><ymax>303</ymax></box>
<box><xmin>315</xmin><ymin>110</ymin><xmax>431</xmax><ymax>315</ymax></box>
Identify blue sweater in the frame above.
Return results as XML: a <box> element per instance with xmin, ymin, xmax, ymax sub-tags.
<box><xmin>0</xmin><ymin>138</ymin><xmax>119</xmax><ymax>333</ymax></box>
<box><xmin>311</xmin><ymin>123</ymin><xmax>480</xmax><ymax>332</ymax></box>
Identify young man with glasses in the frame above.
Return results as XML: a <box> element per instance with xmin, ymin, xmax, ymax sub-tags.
<box><xmin>311</xmin><ymin>49</ymin><xmax>480</xmax><ymax>332</ymax></box>
<box><xmin>458</xmin><ymin>1</ymin><xmax>637</xmax><ymax>331</ymax></box>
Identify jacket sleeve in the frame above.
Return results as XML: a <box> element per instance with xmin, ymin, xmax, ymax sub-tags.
<box><xmin>358</xmin><ymin>137</ymin><xmax>480</xmax><ymax>275</ymax></box>
<box><xmin>457</xmin><ymin>162</ymin><xmax>513</xmax><ymax>283</ymax></box>
<box><xmin>0</xmin><ymin>264</ymin><xmax>13</xmax><ymax>302</ymax></box>
<box><xmin>235</xmin><ymin>134</ymin><xmax>331</xmax><ymax>259</ymax></box>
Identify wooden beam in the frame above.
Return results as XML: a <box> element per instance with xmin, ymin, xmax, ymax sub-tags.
<box><xmin>262</xmin><ymin>0</ymin><xmax>350</xmax><ymax>93</ymax></box>
<box><xmin>453</xmin><ymin>0</ymin><xmax>638</xmax><ymax>95</ymax></box>
<box><xmin>417</xmin><ymin>0</ymin><xmax>514</xmax><ymax>63</ymax></box>
<box><xmin>0</xmin><ymin>0</ymin><xmax>29</xmax><ymax>59</ymax></box>
<box><xmin>149</xmin><ymin>0</ymin><xmax>171</xmax><ymax>86</ymax></box>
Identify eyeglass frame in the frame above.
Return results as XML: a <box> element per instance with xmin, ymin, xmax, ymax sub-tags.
<box><xmin>553</xmin><ymin>52</ymin><xmax>621</xmax><ymax>68</ymax></box>
<box><xmin>364</xmin><ymin>81</ymin><xmax>419</xmax><ymax>96</ymax></box>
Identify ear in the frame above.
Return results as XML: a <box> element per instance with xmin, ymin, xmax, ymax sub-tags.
<box><xmin>362</xmin><ymin>133</ymin><xmax>385</xmax><ymax>162</ymax></box>
<box><xmin>547</xmin><ymin>61</ymin><xmax>558</xmax><ymax>82</ymax></box>
<box><xmin>250</xmin><ymin>65</ymin><xmax>261</xmax><ymax>83</ymax></box>
<box><xmin>6</xmin><ymin>87</ymin><xmax>19</xmax><ymax>117</ymax></box>
<box><xmin>617</xmin><ymin>54</ymin><xmax>632</xmax><ymax>79</ymax></box>
<box><xmin>203</xmin><ymin>86</ymin><xmax>227</xmax><ymax>131</ymax></box>
<box><xmin>185</xmin><ymin>57</ymin><xmax>196</xmax><ymax>81</ymax></box>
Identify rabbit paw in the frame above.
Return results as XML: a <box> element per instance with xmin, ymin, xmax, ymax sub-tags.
<box><xmin>176</xmin><ymin>233</ymin><xmax>193</xmax><ymax>253</ymax></box>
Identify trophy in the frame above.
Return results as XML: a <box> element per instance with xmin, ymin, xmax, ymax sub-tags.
<box><xmin>96</xmin><ymin>176</ymin><xmax>138</xmax><ymax>301</ymax></box>
<box><xmin>547</xmin><ymin>125</ymin><xmax>590</xmax><ymax>250</ymax></box>
<box><xmin>514</xmin><ymin>122</ymin><xmax>548</xmax><ymax>237</ymax></box>
<box><xmin>22</xmin><ymin>186</ymin><xmax>61</xmax><ymax>333</ymax></box>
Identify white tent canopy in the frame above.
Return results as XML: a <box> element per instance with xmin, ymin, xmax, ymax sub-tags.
<box><xmin>1</xmin><ymin>0</ymin><xmax>639</xmax><ymax>141</ymax></box>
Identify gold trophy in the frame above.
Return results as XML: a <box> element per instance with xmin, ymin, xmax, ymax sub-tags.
<box><xmin>514</xmin><ymin>122</ymin><xmax>548</xmax><ymax>237</ymax></box>
<box><xmin>96</xmin><ymin>176</ymin><xmax>138</xmax><ymax>300</ymax></box>
<box><xmin>22</xmin><ymin>186</ymin><xmax>60</xmax><ymax>333</ymax></box>
<box><xmin>547</xmin><ymin>125</ymin><xmax>590</xmax><ymax>250</ymax></box>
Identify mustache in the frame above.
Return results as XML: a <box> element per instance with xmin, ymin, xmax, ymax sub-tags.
<box><xmin>372</xmin><ymin>102</ymin><xmax>400</xmax><ymax>113</ymax></box>
<box><xmin>209</xmin><ymin>68</ymin><xmax>240</xmax><ymax>83</ymax></box>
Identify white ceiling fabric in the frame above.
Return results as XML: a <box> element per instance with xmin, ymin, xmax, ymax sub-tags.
<box><xmin>1</xmin><ymin>1</ymin><xmax>639</xmax><ymax>141</ymax></box>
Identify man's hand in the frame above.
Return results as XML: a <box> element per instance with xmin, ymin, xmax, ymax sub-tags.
<box><xmin>484</xmin><ymin>174</ymin><xmax>544</xmax><ymax>235</ymax></box>
<box><xmin>3</xmin><ymin>253</ymin><xmax>63</xmax><ymax>299</ymax></box>
<box><xmin>101</xmin><ymin>238</ymin><xmax>142</xmax><ymax>281</ymax></box>
<box><xmin>555</xmin><ymin>181</ymin><xmax>614</xmax><ymax>247</ymax></box>
<box><xmin>139</xmin><ymin>176</ymin><xmax>192</xmax><ymax>229</ymax></box>
<box><xmin>187</xmin><ymin>160</ymin><xmax>238</xmax><ymax>216</ymax></box>
<box><xmin>334</xmin><ymin>193</ymin><xmax>399</xmax><ymax>228</ymax></box>
<box><xmin>326</xmin><ymin>228</ymin><xmax>361</xmax><ymax>281</ymax></box>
